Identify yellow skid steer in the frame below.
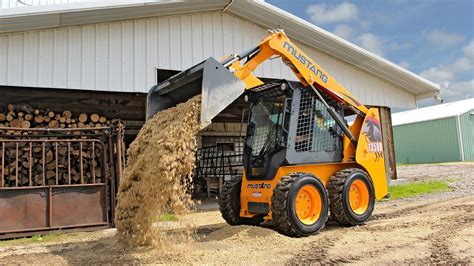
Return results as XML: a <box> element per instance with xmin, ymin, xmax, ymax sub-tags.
<box><xmin>147</xmin><ymin>29</ymin><xmax>389</xmax><ymax>236</ymax></box>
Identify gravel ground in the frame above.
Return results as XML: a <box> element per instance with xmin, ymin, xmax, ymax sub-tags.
<box><xmin>0</xmin><ymin>163</ymin><xmax>472</xmax><ymax>265</ymax></box>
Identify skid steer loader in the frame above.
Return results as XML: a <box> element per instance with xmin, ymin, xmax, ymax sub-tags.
<box><xmin>147</xmin><ymin>29</ymin><xmax>389</xmax><ymax>236</ymax></box>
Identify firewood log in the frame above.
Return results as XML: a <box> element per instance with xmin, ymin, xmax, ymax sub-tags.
<box><xmin>21</xmin><ymin>120</ymin><xmax>30</xmax><ymax>129</ymax></box>
<box><xmin>78</xmin><ymin>113</ymin><xmax>88</xmax><ymax>123</ymax></box>
<box><xmin>63</xmin><ymin>111</ymin><xmax>72</xmax><ymax>119</ymax></box>
<box><xmin>34</xmin><ymin>114</ymin><xmax>44</xmax><ymax>124</ymax></box>
<box><xmin>48</xmin><ymin>120</ymin><xmax>59</xmax><ymax>128</ymax></box>
<box><xmin>90</xmin><ymin>114</ymin><xmax>100</xmax><ymax>123</ymax></box>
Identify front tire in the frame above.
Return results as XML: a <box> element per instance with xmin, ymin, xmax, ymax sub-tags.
<box><xmin>328</xmin><ymin>168</ymin><xmax>375</xmax><ymax>226</ymax></box>
<box><xmin>219</xmin><ymin>178</ymin><xmax>264</xmax><ymax>226</ymax></box>
<box><xmin>271</xmin><ymin>173</ymin><xmax>329</xmax><ymax>237</ymax></box>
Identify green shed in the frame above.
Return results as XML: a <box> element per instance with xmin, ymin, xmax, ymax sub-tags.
<box><xmin>392</xmin><ymin>98</ymin><xmax>474</xmax><ymax>164</ymax></box>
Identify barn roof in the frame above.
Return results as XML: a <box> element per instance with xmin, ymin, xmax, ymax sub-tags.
<box><xmin>0</xmin><ymin>0</ymin><xmax>440</xmax><ymax>100</ymax></box>
<box><xmin>392</xmin><ymin>98</ymin><xmax>474</xmax><ymax>126</ymax></box>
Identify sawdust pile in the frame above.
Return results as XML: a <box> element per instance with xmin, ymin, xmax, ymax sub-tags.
<box><xmin>115</xmin><ymin>95</ymin><xmax>201</xmax><ymax>246</ymax></box>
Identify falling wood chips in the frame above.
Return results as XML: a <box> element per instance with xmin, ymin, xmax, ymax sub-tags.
<box><xmin>115</xmin><ymin>95</ymin><xmax>201</xmax><ymax>246</ymax></box>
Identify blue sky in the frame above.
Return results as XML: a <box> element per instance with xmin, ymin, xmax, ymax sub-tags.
<box><xmin>267</xmin><ymin>0</ymin><xmax>474</xmax><ymax>106</ymax></box>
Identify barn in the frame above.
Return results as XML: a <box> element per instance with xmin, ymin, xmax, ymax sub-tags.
<box><xmin>392</xmin><ymin>98</ymin><xmax>474</xmax><ymax>164</ymax></box>
<box><xmin>0</xmin><ymin>0</ymin><xmax>440</xmax><ymax>237</ymax></box>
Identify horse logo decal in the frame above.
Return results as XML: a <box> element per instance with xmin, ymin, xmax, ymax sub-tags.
<box><xmin>362</xmin><ymin>116</ymin><xmax>383</xmax><ymax>161</ymax></box>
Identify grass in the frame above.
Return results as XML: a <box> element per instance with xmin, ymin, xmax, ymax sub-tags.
<box><xmin>0</xmin><ymin>231</ymin><xmax>63</xmax><ymax>248</ymax></box>
<box><xmin>389</xmin><ymin>180</ymin><xmax>450</xmax><ymax>199</ymax></box>
<box><xmin>159</xmin><ymin>213</ymin><xmax>178</xmax><ymax>221</ymax></box>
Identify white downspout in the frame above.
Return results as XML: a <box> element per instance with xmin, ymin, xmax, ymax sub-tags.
<box><xmin>455</xmin><ymin>114</ymin><xmax>465</xmax><ymax>161</ymax></box>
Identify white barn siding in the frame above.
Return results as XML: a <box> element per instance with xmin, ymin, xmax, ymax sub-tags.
<box><xmin>0</xmin><ymin>11</ymin><xmax>415</xmax><ymax>108</ymax></box>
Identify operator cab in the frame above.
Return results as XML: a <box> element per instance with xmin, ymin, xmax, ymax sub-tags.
<box><xmin>243</xmin><ymin>80</ymin><xmax>345</xmax><ymax>180</ymax></box>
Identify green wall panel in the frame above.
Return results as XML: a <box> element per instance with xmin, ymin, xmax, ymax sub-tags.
<box><xmin>393</xmin><ymin>117</ymin><xmax>460</xmax><ymax>164</ymax></box>
<box><xmin>460</xmin><ymin>110</ymin><xmax>474</xmax><ymax>161</ymax></box>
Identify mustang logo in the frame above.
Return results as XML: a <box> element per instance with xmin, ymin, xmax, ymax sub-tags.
<box><xmin>362</xmin><ymin>116</ymin><xmax>383</xmax><ymax>161</ymax></box>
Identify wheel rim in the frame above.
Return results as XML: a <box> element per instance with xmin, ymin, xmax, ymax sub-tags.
<box><xmin>295</xmin><ymin>185</ymin><xmax>322</xmax><ymax>225</ymax></box>
<box><xmin>349</xmin><ymin>179</ymin><xmax>370</xmax><ymax>215</ymax></box>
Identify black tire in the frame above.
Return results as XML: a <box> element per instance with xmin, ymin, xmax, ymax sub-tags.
<box><xmin>271</xmin><ymin>173</ymin><xmax>329</xmax><ymax>237</ymax></box>
<box><xmin>328</xmin><ymin>168</ymin><xmax>375</xmax><ymax>226</ymax></box>
<box><xmin>219</xmin><ymin>178</ymin><xmax>264</xmax><ymax>226</ymax></box>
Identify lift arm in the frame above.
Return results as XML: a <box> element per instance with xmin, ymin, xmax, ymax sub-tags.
<box><xmin>226</xmin><ymin>30</ymin><xmax>367</xmax><ymax>145</ymax></box>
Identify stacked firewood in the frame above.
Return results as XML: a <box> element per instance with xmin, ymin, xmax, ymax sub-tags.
<box><xmin>0</xmin><ymin>104</ymin><xmax>114</xmax><ymax>187</ymax></box>
<box><xmin>1</xmin><ymin>141</ymin><xmax>106</xmax><ymax>187</ymax></box>
<box><xmin>0</xmin><ymin>104</ymin><xmax>112</xmax><ymax>134</ymax></box>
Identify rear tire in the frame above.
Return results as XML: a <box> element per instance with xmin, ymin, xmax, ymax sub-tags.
<box><xmin>328</xmin><ymin>168</ymin><xmax>375</xmax><ymax>226</ymax></box>
<box><xmin>219</xmin><ymin>178</ymin><xmax>264</xmax><ymax>226</ymax></box>
<box><xmin>271</xmin><ymin>173</ymin><xmax>329</xmax><ymax>237</ymax></box>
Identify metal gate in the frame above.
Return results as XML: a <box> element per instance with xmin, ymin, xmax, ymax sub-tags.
<box><xmin>0</xmin><ymin>126</ymin><xmax>124</xmax><ymax>238</ymax></box>
<box><xmin>195</xmin><ymin>144</ymin><xmax>243</xmax><ymax>197</ymax></box>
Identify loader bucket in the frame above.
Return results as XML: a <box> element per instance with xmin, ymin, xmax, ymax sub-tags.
<box><xmin>147</xmin><ymin>57</ymin><xmax>246</xmax><ymax>129</ymax></box>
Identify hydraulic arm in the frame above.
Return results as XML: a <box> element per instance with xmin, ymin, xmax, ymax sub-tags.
<box><xmin>225</xmin><ymin>29</ymin><xmax>368</xmax><ymax>145</ymax></box>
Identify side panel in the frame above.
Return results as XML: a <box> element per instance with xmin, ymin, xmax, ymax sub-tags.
<box><xmin>355</xmin><ymin>108</ymin><xmax>388</xmax><ymax>200</ymax></box>
<box><xmin>240</xmin><ymin>162</ymin><xmax>356</xmax><ymax>218</ymax></box>
<box><xmin>460</xmin><ymin>110</ymin><xmax>474</xmax><ymax>161</ymax></box>
<box><xmin>393</xmin><ymin>118</ymin><xmax>460</xmax><ymax>164</ymax></box>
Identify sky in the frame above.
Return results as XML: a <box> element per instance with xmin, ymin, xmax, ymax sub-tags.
<box><xmin>267</xmin><ymin>0</ymin><xmax>474</xmax><ymax>107</ymax></box>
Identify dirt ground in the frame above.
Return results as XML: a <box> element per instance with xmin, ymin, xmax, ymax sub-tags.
<box><xmin>0</xmin><ymin>163</ymin><xmax>473</xmax><ymax>265</ymax></box>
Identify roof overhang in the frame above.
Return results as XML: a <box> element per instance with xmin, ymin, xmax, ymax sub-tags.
<box><xmin>0</xmin><ymin>0</ymin><xmax>440</xmax><ymax>100</ymax></box>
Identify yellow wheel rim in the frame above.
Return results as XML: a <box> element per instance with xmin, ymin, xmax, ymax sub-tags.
<box><xmin>295</xmin><ymin>185</ymin><xmax>322</xmax><ymax>225</ymax></box>
<box><xmin>349</xmin><ymin>179</ymin><xmax>370</xmax><ymax>215</ymax></box>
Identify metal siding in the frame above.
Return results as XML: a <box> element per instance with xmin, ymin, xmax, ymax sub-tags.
<box><xmin>460</xmin><ymin>110</ymin><xmax>474</xmax><ymax>160</ymax></box>
<box><xmin>96</xmin><ymin>23</ymin><xmax>109</xmax><ymax>90</ymax></box>
<box><xmin>38</xmin><ymin>30</ymin><xmax>53</xmax><ymax>87</ymax></box>
<box><xmin>157</xmin><ymin>17</ymin><xmax>170</xmax><ymax>70</ymax></box>
<box><xmin>211</xmin><ymin>12</ymin><xmax>224</xmax><ymax>58</ymax></box>
<box><xmin>134</xmin><ymin>20</ymin><xmax>146</xmax><ymax>92</ymax></box>
<box><xmin>180</xmin><ymin>15</ymin><xmax>192</xmax><ymax>69</ymax></box>
<box><xmin>108</xmin><ymin>22</ymin><xmax>121</xmax><ymax>91</ymax></box>
<box><xmin>7</xmin><ymin>33</ymin><xmax>23</xmax><ymax>85</ymax></box>
<box><xmin>0</xmin><ymin>11</ymin><xmax>416</xmax><ymax>108</ymax></box>
<box><xmin>146</xmin><ymin>18</ymin><xmax>158</xmax><ymax>90</ymax></box>
<box><xmin>22</xmin><ymin>31</ymin><xmax>39</xmax><ymax>86</ymax></box>
<box><xmin>67</xmin><ymin>27</ymin><xmax>81</xmax><ymax>89</ymax></box>
<box><xmin>201</xmin><ymin>13</ymin><xmax>214</xmax><ymax>58</ymax></box>
<box><xmin>169</xmin><ymin>16</ymin><xmax>181</xmax><ymax>70</ymax></box>
<box><xmin>393</xmin><ymin>117</ymin><xmax>461</xmax><ymax>164</ymax></box>
<box><xmin>81</xmin><ymin>24</ymin><xmax>95</xmax><ymax>90</ymax></box>
<box><xmin>0</xmin><ymin>35</ymin><xmax>7</xmax><ymax>85</ymax></box>
<box><xmin>53</xmin><ymin>28</ymin><xmax>68</xmax><ymax>88</ymax></box>
<box><xmin>121</xmin><ymin>21</ymin><xmax>134</xmax><ymax>91</ymax></box>
<box><xmin>191</xmin><ymin>14</ymin><xmax>203</xmax><ymax>64</ymax></box>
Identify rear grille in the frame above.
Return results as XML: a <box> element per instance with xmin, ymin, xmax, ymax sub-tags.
<box><xmin>248</xmin><ymin>202</ymin><xmax>270</xmax><ymax>214</ymax></box>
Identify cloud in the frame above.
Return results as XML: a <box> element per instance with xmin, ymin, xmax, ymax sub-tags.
<box><xmin>332</xmin><ymin>24</ymin><xmax>354</xmax><ymax>40</ymax></box>
<box><xmin>389</xmin><ymin>42</ymin><xmax>412</xmax><ymax>51</ymax></box>
<box><xmin>420</xmin><ymin>41</ymin><xmax>474</xmax><ymax>83</ymax></box>
<box><xmin>463</xmin><ymin>40</ymin><xmax>474</xmax><ymax>59</ymax></box>
<box><xmin>419</xmin><ymin>67</ymin><xmax>455</xmax><ymax>83</ymax></box>
<box><xmin>356</xmin><ymin>33</ymin><xmax>384</xmax><ymax>56</ymax></box>
<box><xmin>424</xmin><ymin>29</ymin><xmax>465</xmax><ymax>47</ymax></box>
<box><xmin>399</xmin><ymin>61</ymin><xmax>410</xmax><ymax>69</ymax></box>
<box><xmin>439</xmin><ymin>80</ymin><xmax>474</xmax><ymax>102</ymax></box>
<box><xmin>307</xmin><ymin>3</ymin><xmax>358</xmax><ymax>24</ymax></box>
<box><xmin>419</xmin><ymin>41</ymin><xmax>474</xmax><ymax>104</ymax></box>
